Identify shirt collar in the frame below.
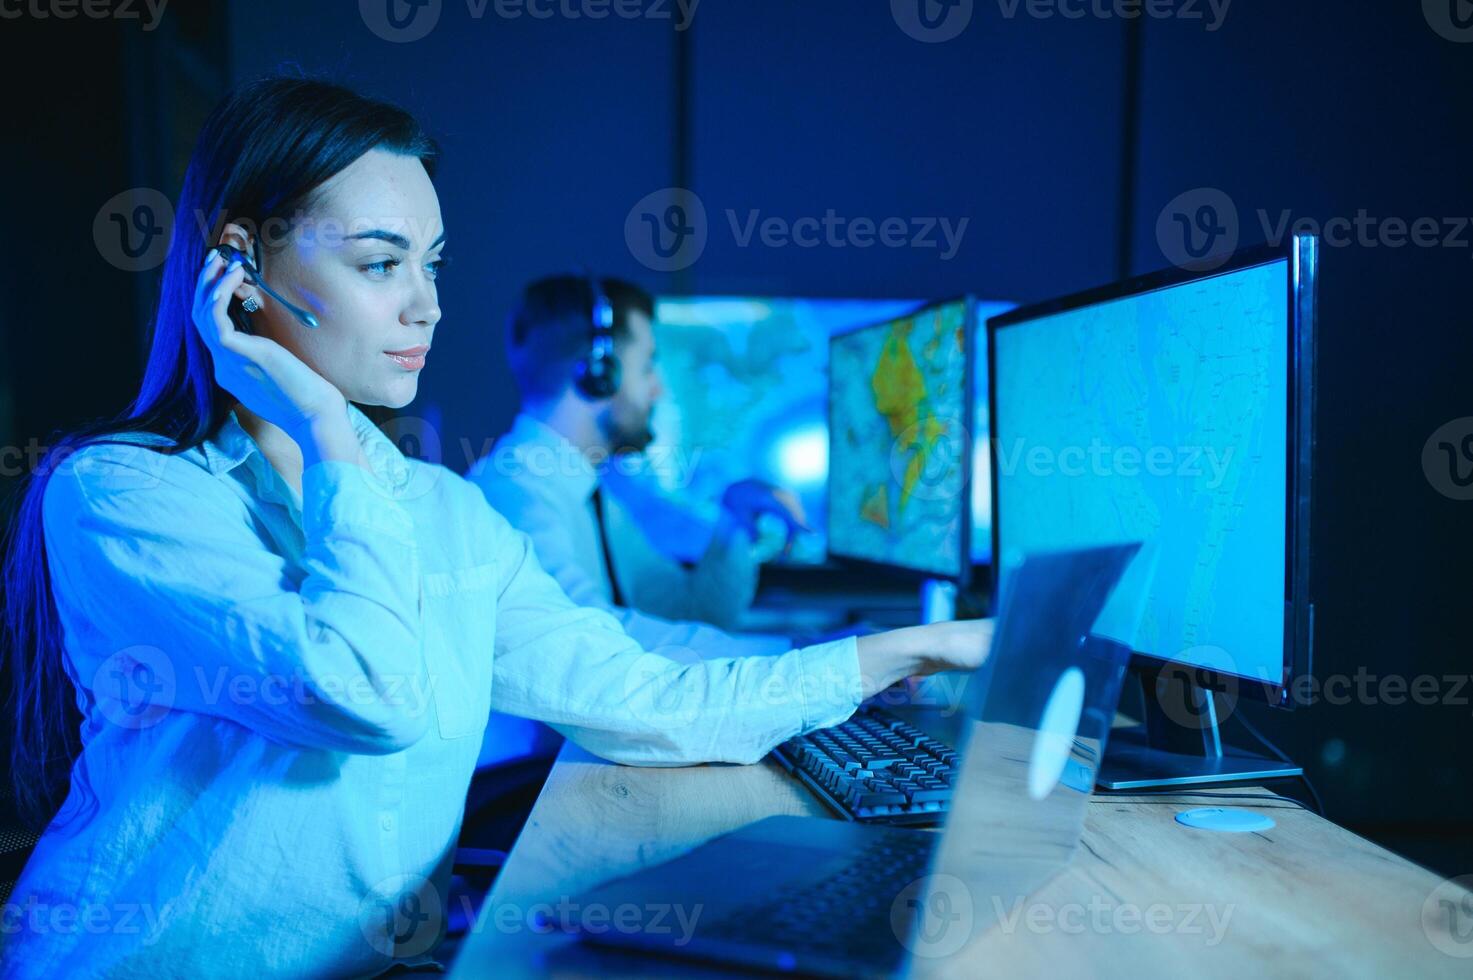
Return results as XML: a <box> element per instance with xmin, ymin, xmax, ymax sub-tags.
<box><xmin>502</xmin><ymin>412</ymin><xmax>601</xmax><ymax>501</ymax></box>
<box><xmin>202</xmin><ymin>403</ymin><xmax>403</xmax><ymax>485</ymax></box>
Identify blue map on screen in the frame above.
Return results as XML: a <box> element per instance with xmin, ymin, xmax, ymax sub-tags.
<box><xmin>992</xmin><ymin>260</ymin><xmax>1288</xmax><ymax>682</ymax></box>
<box><xmin>649</xmin><ymin>297</ymin><xmax>919</xmax><ymax>564</ymax></box>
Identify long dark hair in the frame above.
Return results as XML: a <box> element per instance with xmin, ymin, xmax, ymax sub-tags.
<box><xmin>1</xmin><ymin>75</ymin><xmax>438</xmax><ymax>829</ymax></box>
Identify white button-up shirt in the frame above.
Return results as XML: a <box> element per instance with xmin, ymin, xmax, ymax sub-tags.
<box><xmin>3</xmin><ymin>404</ymin><xmax>861</xmax><ymax>978</ymax></box>
<box><xmin>467</xmin><ymin>414</ymin><xmax>789</xmax><ymax>656</ymax></box>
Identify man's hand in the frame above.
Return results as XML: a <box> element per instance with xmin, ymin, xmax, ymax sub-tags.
<box><xmin>720</xmin><ymin>479</ymin><xmax>812</xmax><ymax>552</ymax></box>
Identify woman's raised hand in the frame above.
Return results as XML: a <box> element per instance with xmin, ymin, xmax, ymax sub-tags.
<box><xmin>192</xmin><ymin>246</ymin><xmax>346</xmax><ymax>444</ymax></box>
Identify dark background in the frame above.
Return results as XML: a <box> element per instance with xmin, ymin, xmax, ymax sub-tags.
<box><xmin>2</xmin><ymin>1</ymin><xmax>1469</xmax><ymax>875</ymax></box>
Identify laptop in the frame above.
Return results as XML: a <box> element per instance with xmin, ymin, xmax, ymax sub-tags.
<box><xmin>557</xmin><ymin>542</ymin><xmax>1148</xmax><ymax>978</ymax></box>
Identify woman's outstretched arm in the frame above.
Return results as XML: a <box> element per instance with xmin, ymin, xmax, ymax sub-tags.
<box><xmin>484</xmin><ymin>501</ymin><xmax>992</xmax><ymax>767</ymax></box>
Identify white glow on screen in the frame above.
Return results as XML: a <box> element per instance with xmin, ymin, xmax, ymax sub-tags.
<box><xmin>771</xmin><ymin>424</ymin><xmax>828</xmax><ymax>487</ymax></box>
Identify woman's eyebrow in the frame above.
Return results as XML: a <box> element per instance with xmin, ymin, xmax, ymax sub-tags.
<box><xmin>345</xmin><ymin>229</ymin><xmax>448</xmax><ymax>251</ymax></box>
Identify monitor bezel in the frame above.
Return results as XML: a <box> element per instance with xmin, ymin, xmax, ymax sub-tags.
<box><xmin>825</xmin><ymin>296</ymin><xmax>976</xmax><ymax>586</ymax></box>
<box><xmin>987</xmin><ymin>236</ymin><xmax>1317</xmax><ymax>709</ymax></box>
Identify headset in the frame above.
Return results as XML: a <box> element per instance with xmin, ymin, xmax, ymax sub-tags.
<box><xmin>215</xmin><ymin>242</ymin><xmax>321</xmax><ymax>330</ymax></box>
<box><xmin>573</xmin><ymin>269</ymin><xmax>621</xmax><ymax>399</ymax></box>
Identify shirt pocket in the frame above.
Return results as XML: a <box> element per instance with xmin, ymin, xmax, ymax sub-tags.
<box><xmin>421</xmin><ymin>560</ymin><xmax>498</xmax><ymax>739</ymax></box>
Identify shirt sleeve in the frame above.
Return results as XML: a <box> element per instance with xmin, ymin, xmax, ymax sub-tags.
<box><xmin>477</xmin><ymin>471</ymin><xmax>614</xmax><ymax>609</ymax></box>
<box><xmin>42</xmin><ymin>446</ymin><xmax>432</xmax><ymax>755</ymax></box>
<box><xmin>611</xmin><ymin>603</ymin><xmax>793</xmax><ymax>662</ymax></box>
<box><xmin>477</xmin><ymin>473</ymin><xmax>786</xmax><ymax>659</ymax></box>
<box><xmin>483</xmin><ymin>510</ymin><xmax>863</xmax><ymax>766</ymax></box>
<box><xmin>613</xmin><ymin>505</ymin><xmax>762</xmax><ymax>631</ymax></box>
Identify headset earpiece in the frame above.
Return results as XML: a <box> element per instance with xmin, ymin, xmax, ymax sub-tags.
<box><xmin>574</xmin><ymin>271</ymin><xmax>621</xmax><ymax>399</ymax></box>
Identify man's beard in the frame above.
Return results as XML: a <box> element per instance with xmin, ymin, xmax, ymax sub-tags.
<box><xmin>598</xmin><ymin>408</ymin><xmax>655</xmax><ymax>455</ymax></box>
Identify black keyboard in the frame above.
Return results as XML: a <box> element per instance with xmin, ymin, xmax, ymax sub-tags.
<box><xmin>772</xmin><ymin>706</ymin><xmax>960</xmax><ymax>825</ymax></box>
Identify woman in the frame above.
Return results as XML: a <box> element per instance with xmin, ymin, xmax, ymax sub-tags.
<box><xmin>0</xmin><ymin>77</ymin><xmax>991</xmax><ymax>977</ymax></box>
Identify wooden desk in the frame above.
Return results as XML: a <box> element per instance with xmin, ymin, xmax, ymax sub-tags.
<box><xmin>448</xmin><ymin>737</ymin><xmax>1471</xmax><ymax>978</ymax></box>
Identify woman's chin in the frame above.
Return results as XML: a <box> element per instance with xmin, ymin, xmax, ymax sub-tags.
<box><xmin>370</xmin><ymin>377</ymin><xmax>420</xmax><ymax>411</ymax></box>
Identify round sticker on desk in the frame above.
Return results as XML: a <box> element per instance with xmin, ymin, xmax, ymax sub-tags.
<box><xmin>1029</xmin><ymin>667</ymin><xmax>1086</xmax><ymax>800</ymax></box>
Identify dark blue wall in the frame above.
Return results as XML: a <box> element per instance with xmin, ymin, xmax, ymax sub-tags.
<box><xmin>685</xmin><ymin>2</ymin><xmax>1126</xmax><ymax>300</ymax></box>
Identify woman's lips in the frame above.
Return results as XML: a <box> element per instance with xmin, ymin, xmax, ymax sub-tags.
<box><xmin>385</xmin><ymin>345</ymin><xmax>429</xmax><ymax>370</ymax></box>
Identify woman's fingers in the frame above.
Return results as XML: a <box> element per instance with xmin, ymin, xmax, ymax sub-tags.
<box><xmin>192</xmin><ymin>250</ymin><xmax>242</xmax><ymax>349</ymax></box>
<box><xmin>192</xmin><ymin>247</ymin><xmax>223</xmax><ymax>313</ymax></box>
<box><xmin>206</xmin><ymin>262</ymin><xmax>247</xmax><ymax>346</ymax></box>
<box><xmin>184</xmin><ymin>245</ymin><xmax>346</xmax><ymax>437</ymax></box>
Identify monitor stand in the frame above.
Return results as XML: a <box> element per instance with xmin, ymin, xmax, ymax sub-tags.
<box><xmin>1096</xmin><ymin>666</ymin><xmax>1302</xmax><ymax>790</ymax></box>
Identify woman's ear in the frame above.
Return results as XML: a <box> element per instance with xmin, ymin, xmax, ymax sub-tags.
<box><xmin>215</xmin><ymin>222</ymin><xmax>259</xmax><ymax>305</ymax></box>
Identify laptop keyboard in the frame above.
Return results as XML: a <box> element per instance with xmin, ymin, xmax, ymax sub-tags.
<box><xmin>771</xmin><ymin>706</ymin><xmax>960</xmax><ymax>825</ymax></box>
<box><xmin>699</xmin><ymin>830</ymin><xmax>936</xmax><ymax>955</ymax></box>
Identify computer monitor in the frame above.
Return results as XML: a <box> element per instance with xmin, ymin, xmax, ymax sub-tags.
<box><xmin>989</xmin><ymin>235</ymin><xmax>1317</xmax><ymax>788</ymax></box>
<box><xmin>649</xmin><ymin>296</ymin><xmax>920</xmax><ymax>565</ymax></box>
<box><xmin>827</xmin><ymin>297</ymin><xmax>974</xmax><ymax>584</ymax></box>
<box><xmin>967</xmin><ymin>299</ymin><xmax>1018</xmax><ymax>567</ymax></box>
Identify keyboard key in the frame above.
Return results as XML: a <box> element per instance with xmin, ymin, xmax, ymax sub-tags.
<box><xmin>912</xmin><ymin>789</ymin><xmax>952</xmax><ymax>803</ymax></box>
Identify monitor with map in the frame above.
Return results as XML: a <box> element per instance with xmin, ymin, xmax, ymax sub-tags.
<box><xmin>647</xmin><ymin>296</ymin><xmax>921</xmax><ymax>565</ymax></box>
<box><xmin>989</xmin><ymin>248</ymin><xmax>1312</xmax><ymax>698</ymax></box>
<box><xmin>827</xmin><ymin>298</ymin><xmax>973</xmax><ymax>581</ymax></box>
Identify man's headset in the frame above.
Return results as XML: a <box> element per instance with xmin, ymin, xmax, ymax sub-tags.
<box><xmin>573</xmin><ymin>270</ymin><xmax>621</xmax><ymax>400</ymax></box>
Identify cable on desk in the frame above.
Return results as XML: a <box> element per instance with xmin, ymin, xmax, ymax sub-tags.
<box><xmin>1229</xmin><ymin>711</ymin><xmax>1327</xmax><ymax>818</ymax></box>
<box><xmin>1093</xmin><ymin>787</ymin><xmax>1314</xmax><ymax>814</ymax></box>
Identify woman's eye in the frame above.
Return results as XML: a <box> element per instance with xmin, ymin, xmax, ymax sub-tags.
<box><xmin>361</xmin><ymin>258</ymin><xmax>400</xmax><ymax>277</ymax></box>
<box><xmin>361</xmin><ymin>255</ymin><xmax>447</xmax><ymax>281</ymax></box>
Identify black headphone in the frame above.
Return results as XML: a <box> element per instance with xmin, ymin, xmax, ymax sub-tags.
<box><xmin>573</xmin><ymin>269</ymin><xmax>621</xmax><ymax>399</ymax></box>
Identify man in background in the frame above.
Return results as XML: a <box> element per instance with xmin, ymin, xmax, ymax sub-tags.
<box><xmin>468</xmin><ymin>273</ymin><xmax>810</xmax><ymax>658</ymax></box>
